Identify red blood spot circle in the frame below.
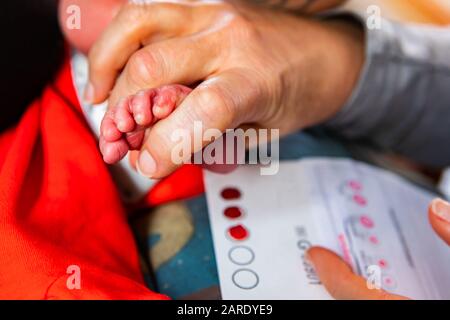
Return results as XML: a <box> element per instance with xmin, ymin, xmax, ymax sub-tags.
<box><xmin>224</xmin><ymin>207</ymin><xmax>243</xmax><ymax>219</ymax></box>
<box><xmin>228</xmin><ymin>225</ymin><xmax>249</xmax><ymax>241</ymax></box>
<box><xmin>353</xmin><ymin>194</ymin><xmax>367</xmax><ymax>206</ymax></box>
<box><xmin>360</xmin><ymin>215</ymin><xmax>374</xmax><ymax>228</ymax></box>
<box><xmin>221</xmin><ymin>187</ymin><xmax>241</xmax><ymax>200</ymax></box>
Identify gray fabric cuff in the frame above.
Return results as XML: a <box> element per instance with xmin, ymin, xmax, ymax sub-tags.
<box><xmin>325</xmin><ymin>15</ymin><xmax>450</xmax><ymax>167</ymax></box>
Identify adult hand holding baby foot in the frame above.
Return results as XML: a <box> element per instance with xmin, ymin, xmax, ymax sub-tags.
<box><xmin>88</xmin><ymin>0</ymin><xmax>364</xmax><ymax>178</ymax></box>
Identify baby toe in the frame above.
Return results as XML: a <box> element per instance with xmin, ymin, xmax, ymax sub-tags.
<box><xmin>114</xmin><ymin>97</ymin><xmax>135</xmax><ymax>133</ymax></box>
<box><xmin>125</xmin><ymin>128</ymin><xmax>146</xmax><ymax>151</ymax></box>
<box><xmin>153</xmin><ymin>85</ymin><xmax>191</xmax><ymax>119</ymax></box>
<box><xmin>131</xmin><ymin>90</ymin><xmax>154</xmax><ymax>126</ymax></box>
<box><xmin>101</xmin><ymin>111</ymin><xmax>122</xmax><ymax>142</ymax></box>
<box><xmin>99</xmin><ymin>136</ymin><xmax>130</xmax><ymax>164</ymax></box>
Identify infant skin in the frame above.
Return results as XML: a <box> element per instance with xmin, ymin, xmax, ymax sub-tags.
<box><xmin>99</xmin><ymin>85</ymin><xmax>192</xmax><ymax>164</ymax></box>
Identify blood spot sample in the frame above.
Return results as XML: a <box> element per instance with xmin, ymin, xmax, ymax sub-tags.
<box><xmin>224</xmin><ymin>206</ymin><xmax>243</xmax><ymax>219</ymax></box>
<box><xmin>360</xmin><ymin>215</ymin><xmax>374</xmax><ymax>228</ymax></box>
<box><xmin>221</xmin><ymin>187</ymin><xmax>241</xmax><ymax>200</ymax></box>
<box><xmin>353</xmin><ymin>194</ymin><xmax>367</xmax><ymax>206</ymax></box>
<box><xmin>348</xmin><ymin>180</ymin><xmax>362</xmax><ymax>191</ymax></box>
<box><xmin>228</xmin><ymin>225</ymin><xmax>249</xmax><ymax>241</ymax></box>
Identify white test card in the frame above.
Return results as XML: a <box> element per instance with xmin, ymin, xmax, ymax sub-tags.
<box><xmin>204</xmin><ymin>158</ymin><xmax>450</xmax><ymax>299</ymax></box>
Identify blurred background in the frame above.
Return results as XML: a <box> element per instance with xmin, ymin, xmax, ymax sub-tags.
<box><xmin>0</xmin><ymin>1</ymin><xmax>64</xmax><ymax>131</ymax></box>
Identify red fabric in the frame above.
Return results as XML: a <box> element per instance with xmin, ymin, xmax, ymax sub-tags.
<box><xmin>141</xmin><ymin>164</ymin><xmax>204</xmax><ymax>208</ymax></box>
<box><xmin>0</xmin><ymin>58</ymin><xmax>204</xmax><ymax>299</ymax></box>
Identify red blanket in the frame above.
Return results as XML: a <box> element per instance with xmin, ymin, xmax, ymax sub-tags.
<box><xmin>0</xmin><ymin>58</ymin><xmax>204</xmax><ymax>299</ymax></box>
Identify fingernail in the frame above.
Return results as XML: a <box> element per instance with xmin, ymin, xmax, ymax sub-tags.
<box><xmin>137</xmin><ymin>150</ymin><xmax>156</xmax><ymax>178</ymax></box>
<box><xmin>84</xmin><ymin>82</ymin><xmax>94</xmax><ymax>103</ymax></box>
<box><xmin>117</xmin><ymin>120</ymin><xmax>128</xmax><ymax>132</ymax></box>
<box><xmin>431</xmin><ymin>198</ymin><xmax>450</xmax><ymax>223</ymax></box>
<box><xmin>134</xmin><ymin>114</ymin><xmax>145</xmax><ymax>125</ymax></box>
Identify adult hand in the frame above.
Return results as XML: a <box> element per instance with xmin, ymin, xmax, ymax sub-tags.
<box><xmin>306</xmin><ymin>198</ymin><xmax>450</xmax><ymax>300</ymax></box>
<box><xmin>88</xmin><ymin>0</ymin><xmax>364</xmax><ymax>178</ymax></box>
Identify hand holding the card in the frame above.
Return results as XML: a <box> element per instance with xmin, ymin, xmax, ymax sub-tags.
<box><xmin>306</xmin><ymin>198</ymin><xmax>450</xmax><ymax>300</ymax></box>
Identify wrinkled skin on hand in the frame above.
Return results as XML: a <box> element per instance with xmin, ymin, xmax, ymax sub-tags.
<box><xmin>75</xmin><ymin>0</ymin><xmax>363</xmax><ymax>178</ymax></box>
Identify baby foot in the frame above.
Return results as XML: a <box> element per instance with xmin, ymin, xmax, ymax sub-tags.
<box><xmin>99</xmin><ymin>84</ymin><xmax>192</xmax><ymax>164</ymax></box>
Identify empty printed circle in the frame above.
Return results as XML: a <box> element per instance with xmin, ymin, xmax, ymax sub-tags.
<box><xmin>228</xmin><ymin>246</ymin><xmax>255</xmax><ymax>265</ymax></box>
<box><xmin>232</xmin><ymin>269</ymin><xmax>259</xmax><ymax>290</ymax></box>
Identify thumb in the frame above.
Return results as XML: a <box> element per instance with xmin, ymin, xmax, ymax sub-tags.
<box><xmin>307</xmin><ymin>247</ymin><xmax>408</xmax><ymax>300</ymax></box>
<box><xmin>135</xmin><ymin>70</ymin><xmax>262</xmax><ymax>179</ymax></box>
<box><xmin>429</xmin><ymin>198</ymin><xmax>450</xmax><ymax>246</ymax></box>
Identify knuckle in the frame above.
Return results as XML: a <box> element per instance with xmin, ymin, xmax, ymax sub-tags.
<box><xmin>193</xmin><ymin>86</ymin><xmax>236</xmax><ymax>127</ymax></box>
<box><xmin>127</xmin><ymin>49</ymin><xmax>164</xmax><ymax>86</ymax></box>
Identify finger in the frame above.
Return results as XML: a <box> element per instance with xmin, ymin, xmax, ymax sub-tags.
<box><xmin>87</xmin><ymin>1</ymin><xmax>221</xmax><ymax>103</ymax></box>
<box><xmin>86</xmin><ymin>2</ymin><xmax>190</xmax><ymax>103</ymax></box>
<box><xmin>135</xmin><ymin>70</ymin><xmax>259</xmax><ymax>179</ymax></box>
<box><xmin>127</xmin><ymin>128</ymin><xmax>242</xmax><ymax>173</ymax></box>
<box><xmin>129</xmin><ymin>150</ymin><xmax>139</xmax><ymax>170</ymax></box>
<box><xmin>201</xmin><ymin>131</ymin><xmax>241</xmax><ymax>174</ymax></box>
<box><xmin>306</xmin><ymin>247</ymin><xmax>408</xmax><ymax>300</ymax></box>
<box><xmin>429</xmin><ymin>198</ymin><xmax>450</xmax><ymax>246</ymax></box>
<box><xmin>107</xmin><ymin>35</ymin><xmax>220</xmax><ymax>108</ymax></box>
<box><xmin>199</xmin><ymin>123</ymin><xmax>268</xmax><ymax>173</ymax></box>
